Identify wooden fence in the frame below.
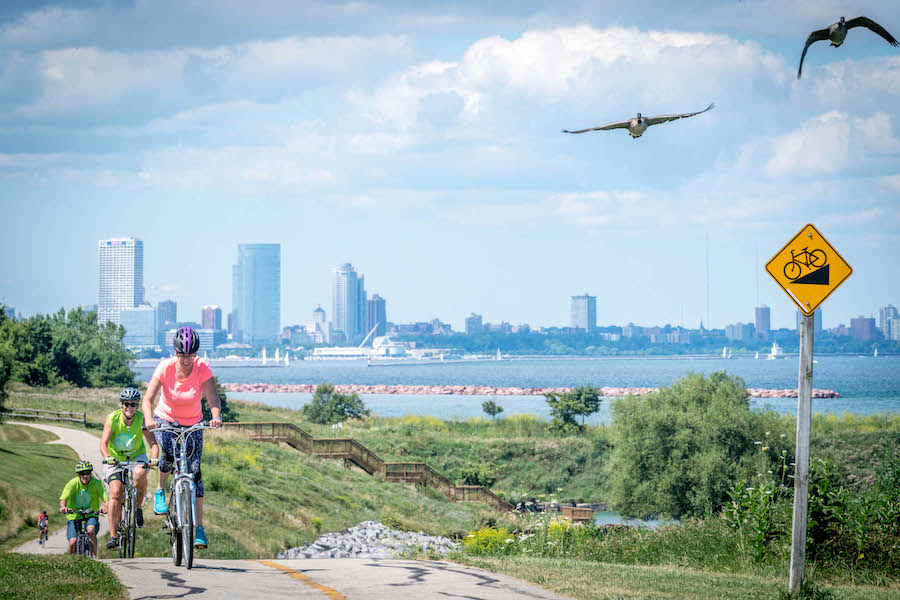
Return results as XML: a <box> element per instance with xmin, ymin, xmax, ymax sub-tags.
<box><xmin>222</xmin><ymin>421</ymin><xmax>513</xmax><ymax>512</ymax></box>
<box><xmin>2</xmin><ymin>407</ymin><xmax>86</xmax><ymax>424</ymax></box>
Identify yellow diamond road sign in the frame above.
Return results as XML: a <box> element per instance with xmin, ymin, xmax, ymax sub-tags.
<box><xmin>765</xmin><ymin>224</ymin><xmax>852</xmax><ymax>316</ymax></box>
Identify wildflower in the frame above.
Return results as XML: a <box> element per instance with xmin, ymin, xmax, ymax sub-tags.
<box><xmin>761</xmin><ymin>446</ymin><xmax>769</xmax><ymax>451</ymax></box>
<box><xmin>754</xmin><ymin>441</ymin><xmax>762</xmax><ymax>445</ymax></box>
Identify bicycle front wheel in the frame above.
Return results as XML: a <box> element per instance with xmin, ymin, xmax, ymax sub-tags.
<box><xmin>125</xmin><ymin>491</ymin><xmax>137</xmax><ymax>558</ymax></box>
<box><xmin>180</xmin><ymin>486</ymin><xmax>194</xmax><ymax>569</ymax></box>
<box><xmin>809</xmin><ymin>249</ymin><xmax>826</xmax><ymax>267</ymax></box>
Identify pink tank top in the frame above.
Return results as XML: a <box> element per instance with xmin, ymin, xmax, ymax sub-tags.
<box><xmin>152</xmin><ymin>357</ymin><xmax>213</xmax><ymax>426</ymax></box>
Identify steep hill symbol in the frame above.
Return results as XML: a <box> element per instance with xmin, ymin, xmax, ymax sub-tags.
<box><xmin>790</xmin><ymin>264</ymin><xmax>829</xmax><ymax>285</ymax></box>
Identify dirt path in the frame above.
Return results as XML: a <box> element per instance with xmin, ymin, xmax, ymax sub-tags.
<box><xmin>11</xmin><ymin>422</ymin><xmax>111</xmax><ymax>554</ymax></box>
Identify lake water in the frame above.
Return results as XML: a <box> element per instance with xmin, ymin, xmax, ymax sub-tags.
<box><xmin>133</xmin><ymin>355</ymin><xmax>900</xmax><ymax>423</ymax></box>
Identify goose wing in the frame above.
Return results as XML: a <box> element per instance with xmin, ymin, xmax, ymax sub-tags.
<box><xmin>644</xmin><ymin>103</ymin><xmax>714</xmax><ymax>127</ymax></box>
<box><xmin>846</xmin><ymin>16</ymin><xmax>899</xmax><ymax>46</ymax></box>
<box><xmin>798</xmin><ymin>27</ymin><xmax>831</xmax><ymax>78</ymax></box>
<box><xmin>562</xmin><ymin>119</ymin><xmax>631</xmax><ymax>134</ymax></box>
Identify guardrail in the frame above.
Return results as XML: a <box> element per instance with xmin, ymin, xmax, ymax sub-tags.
<box><xmin>2</xmin><ymin>407</ymin><xmax>86</xmax><ymax>424</ymax></box>
<box><xmin>223</xmin><ymin>422</ymin><xmax>512</xmax><ymax>512</ymax></box>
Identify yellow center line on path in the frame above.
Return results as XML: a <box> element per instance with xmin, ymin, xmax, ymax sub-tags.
<box><xmin>257</xmin><ymin>560</ymin><xmax>347</xmax><ymax>599</ymax></box>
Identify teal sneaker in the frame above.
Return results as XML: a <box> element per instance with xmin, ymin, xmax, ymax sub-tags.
<box><xmin>153</xmin><ymin>489</ymin><xmax>168</xmax><ymax>515</ymax></box>
<box><xmin>194</xmin><ymin>526</ymin><xmax>208</xmax><ymax>549</ymax></box>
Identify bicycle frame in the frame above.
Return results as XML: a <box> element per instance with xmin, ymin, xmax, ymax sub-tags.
<box><xmin>155</xmin><ymin>422</ymin><xmax>211</xmax><ymax>569</ymax></box>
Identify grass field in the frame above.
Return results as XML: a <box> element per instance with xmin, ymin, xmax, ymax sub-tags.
<box><xmin>0</xmin><ymin>424</ymin><xmax>78</xmax><ymax>551</ymax></box>
<box><xmin>0</xmin><ymin>554</ymin><xmax>126</xmax><ymax>600</ymax></box>
<box><xmin>452</xmin><ymin>555</ymin><xmax>900</xmax><ymax>600</ymax></box>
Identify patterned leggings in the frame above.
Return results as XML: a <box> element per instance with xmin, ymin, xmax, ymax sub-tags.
<box><xmin>153</xmin><ymin>416</ymin><xmax>204</xmax><ymax>498</ymax></box>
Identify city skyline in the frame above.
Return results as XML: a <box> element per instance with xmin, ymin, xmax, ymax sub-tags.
<box><xmin>1</xmin><ymin>3</ymin><xmax>899</xmax><ymax>330</ymax></box>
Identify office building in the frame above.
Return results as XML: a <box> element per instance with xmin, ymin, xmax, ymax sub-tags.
<box><xmin>890</xmin><ymin>318</ymin><xmax>900</xmax><ymax>342</ymax></box>
<box><xmin>796</xmin><ymin>308</ymin><xmax>823</xmax><ymax>333</ymax></box>
<box><xmin>879</xmin><ymin>305</ymin><xmax>898</xmax><ymax>339</ymax></box>
<box><xmin>307</xmin><ymin>306</ymin><xmax>331</xmax><ymax>344</ymax></box>
<box><xmin>3</xmin><ymin>306</ymin><xmax>15</xmax><ymax>320</ymax></box>
<box><xmin>366</xmin><ymin>294</ymin><xmax>387</xmax><ymax>337</ymax></box>
<box><xmin>157</xmin><ymin>300</ymin><xmax>177</xmax><ymax>327</ymax></box>
<box><xmin>755</xmin><ymin>305</ymin><xmax>770</xmax><ymax>336</ymax></box>
<box><xmin>850</xmin><ymin>316</ymin><xmax>877</xmax><ymax>341</ymax></box>
<box><xmin>98</xmin><ymin>237</ymin><xmax>143</xmax><ymax>325</ymax></box>
<box><xmin>465</xmin><ymin>313</ymin><xmax>483</xmax><ymax>335</ymax></box>
<box><xmin>164</xmin><ymin>328</ymin><xmax>225</xmax><ymax>353</ymax></box>
<box><xmin>120</xmin><ymin>305</ymin><xmax>158</xmax><ymax>348</ymax></box>
<box><xmin>332</xmin><ymin>263</ymin><xmax>365</xmax><ymax>341</ymax></box>
<box><xmin>570</xmin><ymin>294</ymin><xmax>597</xmax><ymax>333</ymax></box>
<box><xmin>202</xmin><ymin>305</ymin><xmax>222</xmax><ymax>330</ymax></box>
<box><xmin>232</xmin><ymin>244</ymin><xmax>281</xmax><ymax>346</ymax></box>
<box><xmin>725</xmin><ymin>322</ymin><xmax>754</xmax><ymax>342</ymax></box>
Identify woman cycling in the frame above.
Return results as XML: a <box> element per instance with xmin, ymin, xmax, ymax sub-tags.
<box><xmin>142</xmin><ymin>326</ymin><xmax>222</xmax><ymax>549</ymax></box>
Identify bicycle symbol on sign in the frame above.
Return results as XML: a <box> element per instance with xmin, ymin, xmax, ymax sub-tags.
<box><xmin>783</xmin><ymin>247</ymin><xmax>827</xmax><ymax>281</ymax></box>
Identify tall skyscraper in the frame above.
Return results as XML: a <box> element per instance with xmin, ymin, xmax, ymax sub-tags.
<box><xmin>755</xmin><ymin>305</ymin><xmax>771</xmax><ymax>335</ymax></box>
<box><xmin>232</xmin><ymin>244</ymin><xmax>281</xmax><ymax>346</ymax></box>
<box><xmin>202</xmin><ymin>305</ymin><xmax>222</xmax><ymax>330</ymax></box>
<box><xmin>332</xmin><ymin>263</ymin><xmax>365</xmax><ymax>341</ymax></box>
<box><xmin>570</xmin><ymin>294</ymin><xmax>597</xmax><ymax>332</ymax></box>
<box><xmin>98</xmin><ymin>237</ymin><xmax>144</xmax><ymax>325</ymax></box>
<box><xmin>366</xmin><ymin>294</ymin><xmax>387</xmax><ymax>337</ymax></box>
<box><xmin>879</xmin><ymin>305</ymin><xmax>898</xmax><ymax>339</ymax></box>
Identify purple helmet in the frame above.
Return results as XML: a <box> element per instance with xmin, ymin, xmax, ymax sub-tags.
<box><xmin>173</xmin><ymin>326</ymin><xmax>200</xmax><ymax>355</ymax></box>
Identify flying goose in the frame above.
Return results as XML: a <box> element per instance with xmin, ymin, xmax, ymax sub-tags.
<box><xmin>561</xmin><ymin>103</ymin><xmax>714</xmax><ymax>139</ymax></box>
<box><xmin>798</xmin><ymin>16</ymin><xmax>899</xmax><ymax>78</ymax></box>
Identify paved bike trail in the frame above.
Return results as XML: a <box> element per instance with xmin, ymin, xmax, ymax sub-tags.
<box><xmin>105</xmin><ymin>557</ymin><xmax>569</xmax><ymax>599</ymax></box>
<box><xmin>12</xmin><ymin>422</ymin><xmax>111</xmax><ymax>554</ymax></box>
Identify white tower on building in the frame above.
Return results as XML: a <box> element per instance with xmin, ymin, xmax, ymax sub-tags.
<box><xmin>98</xmin><ymin>238</ymin><xmax>144</xmax><ymax>326</ymax></box>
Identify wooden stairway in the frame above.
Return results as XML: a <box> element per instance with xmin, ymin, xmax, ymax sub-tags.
<box><xmin>222</xmin><ymin>422</ymin><xmax>514</xmax><ymax>513</ymax></box>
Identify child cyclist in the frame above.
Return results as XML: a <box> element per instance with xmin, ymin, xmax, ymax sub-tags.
<box><xmin>100</xmin><ymin>387</ymin><xmax>159</xmax><ymax>550</ymax></box>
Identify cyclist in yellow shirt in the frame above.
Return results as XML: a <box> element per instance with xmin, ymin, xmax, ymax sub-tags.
<box><xmin>59</xmin><ymin>461</ymin><xmax>108</xmax><ymax>556</ymax></box>
<box><xmin>100</xmin><ymin>387</ymin><xmax>159</xmax><ymax>550</ymax></box>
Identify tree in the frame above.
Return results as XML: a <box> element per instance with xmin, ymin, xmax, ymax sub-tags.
<box><xmin>202</xmin><ymin>376</ymin><xmax>237</xmax><ymax>422</ymax></box>
<box><xmin>481</xmin><ymin>398</ymin><xmax>504</xmax><ymax>421</ymax></box>
<box><xmin>458</xmin><ymin>463</ymin><xmax>497</xmax><ymax>487</ymax></box>
<box><xmin>544</xmin><ymin>386</ymin><xmax>601</xmax><ymax>434</ymax></box>
<box><xmin>605</xmin><ymin>371</ymin><xmax>778</xmax><ymax>519</ymax></box>
<box><xmin>0</xmin><ymin>307</ymin><xmax>136</xmax><ymax>389</ymax></box>
<box><xmin>302</xmin><ymin>383</ymin><xmax>371</xmax><ymax>425</ymax></box>
<box><xmin>0</xmin><ymin>307</ymin><xmax>13</xmax><ymax>422</ymax></box>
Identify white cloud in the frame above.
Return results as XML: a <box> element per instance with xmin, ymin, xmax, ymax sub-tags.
<box><xmin>17</xmin><ymin>34</ymin><xmax>410</xmax><ymax>117</ymax></box>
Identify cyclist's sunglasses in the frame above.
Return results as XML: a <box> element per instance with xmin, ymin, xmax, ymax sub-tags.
<box><xmin>121</xmin><ymin>401</ymin><xmax>139</xmax><ymax>408</ymax></box>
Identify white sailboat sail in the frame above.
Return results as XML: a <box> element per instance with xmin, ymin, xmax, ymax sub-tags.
<box><xmin>284</xmin><ymin>351</ymin><xmax>290</xmax><ymax>366</ymax></box>
<box><xmin>722</xmin><ymin>346</ymin><xmax>727</xmax><ymax>358</ymax></box>
<box><xmin>262</xmin><ymin>347</ymin><xmax>267</xmax><ymax>366</ymax></box>
<box><xmin>275</xmin><ymin>347</ymin><xmax>280</xmax><ymax>362</ymax></box>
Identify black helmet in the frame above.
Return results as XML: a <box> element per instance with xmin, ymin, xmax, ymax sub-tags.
<box><xmin>120</xmin><ymin>387</ymin><xmax>141</xmax><ymax>402</ymax></box>
<box><xmin>173</xmin><ymin>326</ymin><xmax>200</xmax><ymax>355</ymax></box>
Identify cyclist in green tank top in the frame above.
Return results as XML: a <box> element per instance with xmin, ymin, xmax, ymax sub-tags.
<box><xmin>100</xmin><ymin>387</ymin><xmax>159</xmax><ymax>550</ymax></box>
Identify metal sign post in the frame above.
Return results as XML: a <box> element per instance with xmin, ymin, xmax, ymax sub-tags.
<box><xmin>789</xmin><ymin>312</ymin><xmax>814</xmax><ymax>594</ymax></box>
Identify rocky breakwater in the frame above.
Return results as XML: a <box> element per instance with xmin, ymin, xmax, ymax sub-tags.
<box><xmin>278</xmin><ymin>521</ymin><xmax>458</xmax><ymax>559</ymax></box>
<box><xmin>223</xmin><ymin>382</ymin><xmax>841</xmax><ymax>398</ymax></box>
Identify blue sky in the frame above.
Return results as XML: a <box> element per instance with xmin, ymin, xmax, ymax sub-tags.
<box><xmin>1</xmin><ymin>1</ymin><xmax>899</xmax><ymax>331</ymax></box>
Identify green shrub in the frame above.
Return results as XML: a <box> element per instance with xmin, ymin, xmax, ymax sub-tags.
<box><xmin>462</xmin><ymin>526</ymin><xmax>517</xmax><ymax>556</ymax></box>
<box><xmin>302</xmin><ymin>383</ymin><xmax>371</xmax><ymax>425</ymax></box>
<box><xmin>605</xmin><ymin>371</ymin><xmax>787</xmax><ymax>519</ymax></box>
<box><xmin>458</xmin><ymin>463</ymin><xmax>497</xmax><ymax>487</ymax></box>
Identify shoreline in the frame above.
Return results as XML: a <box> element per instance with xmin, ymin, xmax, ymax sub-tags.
<box><xmin>222</xmin><ymin>383</ymin><xmax>841</xmax><ymax>398</ymax></box>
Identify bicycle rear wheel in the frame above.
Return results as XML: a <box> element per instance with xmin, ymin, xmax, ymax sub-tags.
<box><xmin>180</xmin><ymin>486</ymin><xmax>194</xmax><ymax>569</ymax></box>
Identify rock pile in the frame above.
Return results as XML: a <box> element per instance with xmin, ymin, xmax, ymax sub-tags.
<box><xmin>277</xmin><ymin>521</ymin><xmax>459</xmax><ymax>559</ymax></box>
<box><xmin>223</xmin><ymin>382</ymin><xmax>841</xmax><ymax>398</ymax></box>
